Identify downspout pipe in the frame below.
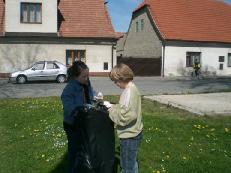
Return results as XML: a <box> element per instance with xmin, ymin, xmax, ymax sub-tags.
<box><xmin>111</xmin><ymin>45</ymin><xmax>114</xmax><ymax>69</ymax></box>
<box><xmin>162</xmin><ymin>41</ymin><xmax>165</xmax><ymax>77</ymax></box>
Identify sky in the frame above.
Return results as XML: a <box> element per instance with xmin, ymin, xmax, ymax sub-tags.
<box><xmin>106</xmin><ymin>0</ymin><xmax>231</xmax><ymax>32</ymax></box>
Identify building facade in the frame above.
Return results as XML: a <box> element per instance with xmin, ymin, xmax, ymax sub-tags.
<box><xmin>119</xmin><ymin>0</ymin><xmax>231</xmax><ymax>77</ymax></box>
<box><xmin>0</xmin><ymin>0</ymin><xmax>117</xmax><ymax>77</ymax></box>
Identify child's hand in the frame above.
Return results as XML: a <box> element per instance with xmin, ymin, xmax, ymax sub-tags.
<box><xmin>103</xmin><ymin>101</ymin><xmax>112</xmax><ymax>108</ymax></box>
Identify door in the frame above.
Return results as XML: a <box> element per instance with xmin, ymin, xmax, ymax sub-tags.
<box><xmin>43</xmin><ymin>62</ymin><xmax>60</xmax><ymax>80</ymax></box>
<box><xmin>28</xmin><ymin>61</ymin><xmax>45</xmax><ymax>80</ymax></box>
<box><xmin>117</xmin><ymin>57</ymin><xmax>161</xmax><ymax>76</ymax></box>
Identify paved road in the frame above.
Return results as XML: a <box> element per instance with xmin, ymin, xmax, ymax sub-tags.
<box><xmin>145</xmin><ymin>92</ymin><xmax>231</xmax><ymax>116</ymax></box>
<box><xmin>0</xmin><ymin>77</ymin><xmax>231</xmax><ymax>99</ymax></box>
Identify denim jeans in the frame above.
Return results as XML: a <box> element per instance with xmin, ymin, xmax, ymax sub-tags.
<box><xmin>120</xmin><ymin>131</ymin><xmax>143</xmax><ymax>173</ymax></box>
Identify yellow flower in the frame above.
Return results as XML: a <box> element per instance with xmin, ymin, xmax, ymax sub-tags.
<box><xmin>156</xmin><ymin>171</ymin><xmax>160</xmax><ymax>173</ymax></box>
<box><xmin>225</xmin><ymin>128</ymin><xmax>229</xmax><ymax>133</ymax></box>
<box><xmin>210</xmin><ymin>128</ymin><xmax>215</xmax><ymax>131</ymax></box>
<box><xmin>182</xmin><ymin>156</ymin><xmax>187</xmax><ymax>160</ymax></box>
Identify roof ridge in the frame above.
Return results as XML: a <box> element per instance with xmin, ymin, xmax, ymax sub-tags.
<box><xmin>134</xmin><ymin>0</ymin><xmax>231</xmax><ymax>43</ymax></box>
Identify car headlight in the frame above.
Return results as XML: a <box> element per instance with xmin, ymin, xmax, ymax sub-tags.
<box><xmin>10</xmin><ymin>72</ymin><xmax>18</xmax><ymax>78</ymax></box>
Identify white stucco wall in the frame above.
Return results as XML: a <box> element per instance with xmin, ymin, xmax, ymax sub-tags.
<box><xmin>164</xmin><ymin>46</ymin><xmax>231</xmax><ymax>76</ymax></box>
<box><xmin>0</xmin><ymin>44</ymin><xmax>115</xmax><ymax>73</ymax></box>
<box><xmin>5</xmin><ymin>0</ymin><xmax>57</xmax><ymax>33</ymax></box>
<box><xmin>86</xmin><ymin>45</ymin><xmax>114</xmax><ymax>72</ymax></box>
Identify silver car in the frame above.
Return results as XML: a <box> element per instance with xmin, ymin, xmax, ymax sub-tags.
<box><xmin>9</xmin><ymin>61</ymin><xmax>67</xmax><ymax>84</ymax></box>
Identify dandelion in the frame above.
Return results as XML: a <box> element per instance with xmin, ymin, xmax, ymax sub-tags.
<box><xmin>182</xmin><ymin>156</ymin><xmax>187</xmax><ymax>160</ymax></box>
<box><xmin>145</xmin><ymin>139</ymin><xmax>151</xmax><ymax>144</ymax></box>
<box><xmin>210</xmin><ymin>128</ymin><xmax>215</xmax><ymax>131</ymax></box>
<box><xmin>194</xmin><ymin>124</ymin><xmax>202</xmax><ymax>129</ymax></box>
<box><xmin>225</xmin><ymin>128</ymin><xmax>229</xmax><ymax>133</ymax></box>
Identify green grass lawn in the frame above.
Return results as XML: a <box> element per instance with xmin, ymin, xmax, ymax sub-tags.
<box><xmin>0</xmin><ymin>96</ymin><xmax>230</xmax><ymax>173</ymax></box>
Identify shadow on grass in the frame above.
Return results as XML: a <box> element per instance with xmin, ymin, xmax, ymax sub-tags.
<box><xmin>50</xmin><ymin>152</ymin><xmax>120</xmax><ymax>173</ymax></box>
<box><xmin>50</xmin><ymin>152</ymin><xmax>68</xmax><ymax>173</ymax></box>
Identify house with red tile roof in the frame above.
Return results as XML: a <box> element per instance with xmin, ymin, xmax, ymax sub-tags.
<box><xmin>0</xmin><ymin>0</ymin><xmax>117</xmax><ymax>77</ymax></box>
<box><xmin>119</xmin><ymin>0</ymin><xmax>231</xmax><ymax>76</ymax></box>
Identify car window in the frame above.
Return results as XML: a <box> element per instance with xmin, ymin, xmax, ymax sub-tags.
<box><xmin>46</xmin><ymin>62</ymin><xmax>59</xmax><ymax>69</ymax></box>
<box><xmin>33</xmin><ymin>63</ymin><xmax>44</xmax><ymax>70</ymax></box>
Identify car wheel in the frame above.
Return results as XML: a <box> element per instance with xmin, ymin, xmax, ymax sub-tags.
<box><xmin>57</xmin><ymin>75</ymin><xmax>66</xmax><ymax>83</ymax></box>
<box><xmin>17</xmin><ymin>75</ymin><xmax>27</xmax><ymax>84</ymax></box>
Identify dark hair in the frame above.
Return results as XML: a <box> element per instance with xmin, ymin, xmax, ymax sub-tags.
<box><xmin>67</xmin><ymin>61</ymin><xmax>89</xmax><ymax>80</ymax></box>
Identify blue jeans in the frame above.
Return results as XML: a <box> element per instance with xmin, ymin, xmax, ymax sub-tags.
<box><xmin>120</xmin><ymin>131</ymin><xmax>143</xmax><ymax>173</ymax></box>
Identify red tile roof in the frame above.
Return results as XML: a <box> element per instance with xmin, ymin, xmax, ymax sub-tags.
<box><xmin>135</xmin><ymin>0</ymin><xmax>231</xmax><ymax>43</ymax></box>
<box><xmin>116</xmin><ymin>32</ymin><xmax>125</xmax><ymax>38</ymax></box>
<box><xmin>58</xmin><ymin>0</ymin><xmax>116</xmax><ymax>38</ymax></box>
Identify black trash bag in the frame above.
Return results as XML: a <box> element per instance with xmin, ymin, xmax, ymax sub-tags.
<box><xmin>74</xmin><ymin>150</ymin><xmax>95</xmax><ymax>173</ymax></box>
<box><xmin>73</xmin><ymin>102</ymin><xmax>115</xmax><ymax>173</ymax></box>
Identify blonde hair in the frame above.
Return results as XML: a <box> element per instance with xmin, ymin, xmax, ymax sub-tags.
<box><xmin>109</xmin><ymin>63</ymin><xmax>134</xmax><ymax>82</ymax></box>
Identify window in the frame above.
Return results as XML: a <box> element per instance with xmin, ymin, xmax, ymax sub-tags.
<box><xmin>21</xmin><ymin>3</ymin><xmax>42</xmax><ymax>23</ymax></box>
<box><xmin>47</xmin><ymin>62</ymin><xmax>59</xmax><ymax>69</ymax></box>
<box><xmin>66</xmin><ymin>50</ymin><xmax>86</xmax><ymax>66</ymax></box>
<box><xmin>219</xmin><ymin>56</ymin><xmax>225</xmax><ymax>62</ymax></box>
<box><xmin>136</xmin><ymin>19</ymin><xmax>144</xmax><ymax>32</ymax></box>
<box><xmin>141</xmin><ymin>19</ymin><xmax>144</xmax><ymax>31</ymax></box>
<box><xmin>219</xmin><ymin>64</ymin><xmax>223</xmax><ymax>70</ymax></box>
<box><xmin>136</xmin><ymin>21</ymin><xmax>139</xmax><ymax>32</ymax></box>
<box><xmin>104</xmin><ymin>62</ymin><xmax>108</xmax><ymax>70</ymax></box>
<box><xmin>186</xmin><ymin>52</ymin><xmax>201</xmax><ymax>67</ymax></box>
<box><xmin>32</xmin><ymin>62</ymin><xmax>44</xmax><ymax>70</ymax></box>
<box><xmin>228</xmin><ymin>53</ymin><xmax>231</xmax><ymax>67</ymax></box>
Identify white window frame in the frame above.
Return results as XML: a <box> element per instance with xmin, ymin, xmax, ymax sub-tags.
<box><xmin>20</xmin><ymin>2</ymin><xmax>42</xmax><ymax>24</ymax></box>
<box><xmin>135</xmin><ymin>19</ymin><xmax>144</xmax><ymax>32</ymax></box>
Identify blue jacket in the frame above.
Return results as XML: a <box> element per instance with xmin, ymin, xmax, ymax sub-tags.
<box><xmin>61</xmin><ymin>79</ymin><xmax>94</xmax><ymax>125</ymax></box>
